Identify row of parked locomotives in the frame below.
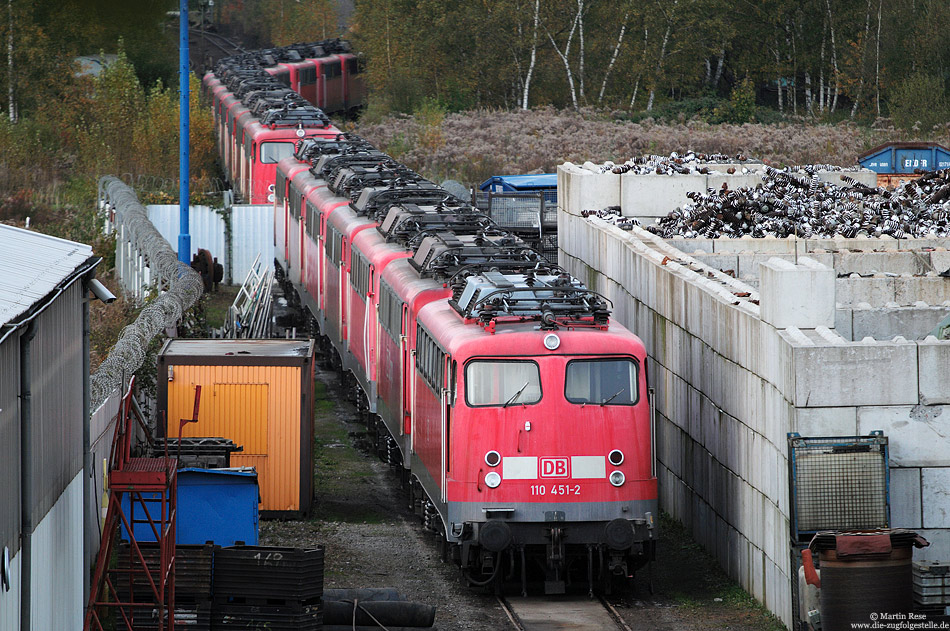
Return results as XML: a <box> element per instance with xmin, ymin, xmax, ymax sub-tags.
<box><xmin>205</xmin><ymin>48</ymin><xmax>658</xmax><ymax>595</ymax></box>
<box><xmin>203</xmin><ymin>39</ymin><xmax>365</xmax><ymax>204</ymax></box>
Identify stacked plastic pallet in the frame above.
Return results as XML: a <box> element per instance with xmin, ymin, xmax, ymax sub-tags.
<box><xmin>212</xmin><ymin>545</ymin><xmax>324</xmax><ymax>630</ymax></box>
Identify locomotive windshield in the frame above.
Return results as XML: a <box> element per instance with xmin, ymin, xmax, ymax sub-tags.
<box><xmin>260</xmin><ymin>141</ymin><xmax>295</xmax><ymax>164</ymax></box>
<box><xmin>465</xmin><ymin>360</ymin><xmax>541</xmax><ymax>407</ymax></box>
<box><xmin>565</xmin><ymin>359</ymin><xmax>639</xmax><ymax>405</ymax></box>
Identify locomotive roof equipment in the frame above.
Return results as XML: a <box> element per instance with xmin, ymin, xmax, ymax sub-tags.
<box><xmin>450</xmin><ymin>271</ymin><xmax>611</xmax><ymax>328</ymax></box>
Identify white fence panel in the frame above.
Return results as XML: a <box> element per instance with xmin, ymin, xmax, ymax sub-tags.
<box><xmin>145</xmin><ymin>204</ymin><xmax>272</xmax><ymax>285</ymax></box>
<box><xmin>231</xmin><ymin>204</ymin><xmax>274</xmax><ymax>284</ymax></box>
<box><xmin>146</xmin><ymin>204</ymin><xmax>228</xmax><ymax>281</ymax></box>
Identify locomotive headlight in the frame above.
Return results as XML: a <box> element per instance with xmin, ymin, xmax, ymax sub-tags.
<box><xmin>608</xmin><ymin>449</ymin><xmax>624</xmax><ymax>466</ymax></box>
<box><xmin>485</xmin><ymin>471</ymin><xmax>501</xmax><ymax>488</ymax></box>
<box><xmin>295</xmin><ymin>127</ymin><xmax>306</xmax><ymax>138</ymax></box>
<box><xmin>485</xmin><ymin>451</ymin><xmax>501</xmax><ymax>467</ymax></box>
<box><xmin>543</xmin><ymin>333</ymin><xmax>560</xmax><ymax>350</ymax></box>
<box><xmin>268</xmin><ymin>184</ymin><xmax>276</xmax><ymax>193</ymax></box>
<box><xmin>609</xmin><ymin>470</ymin><xmax>625</xmax><ymax>487</ymax></box>
<box><xmin>267</xmin><ymin>193</ymin><xmax>275</xmax><ymax>203</ymax></box>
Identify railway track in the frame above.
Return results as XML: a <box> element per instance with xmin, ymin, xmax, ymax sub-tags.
<box><xmin>189</xmin><ymin>28</ymin><xmax>246</xmax><ymax>74</ymax></box>
<box><xmin>497</xmin><ymin>595</ymin><xmax>634</xmax><ymax>631</ymax></box>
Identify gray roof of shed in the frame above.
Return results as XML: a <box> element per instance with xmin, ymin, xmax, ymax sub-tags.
<box><xmin>0</xmin><ymin>224</ymin><xmax>95</xmax><ymax>326</ymax></box>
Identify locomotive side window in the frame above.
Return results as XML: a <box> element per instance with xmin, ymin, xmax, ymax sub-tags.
<box><xmin>350</xmin><ymin>248</ymin><xmax>370</xmax><ymax>297</ymax></box>
<box><xmin>465</xmin><ymin>360</ymin><xmax>541</xmax><ymax>407</ymax></box>
<box><xmin>348</xmin><ymin>57</ymin><xmax>365</xmax><ymax>75</ymax></box>
<box><xmin>323</xmin><ymin>61</ymin><xmax>341</xmax><ymax>79</ymax></box>
<box><xmin>565</xmin><ymin>359</ymin><xmax>639</xmax><ymax>405</ymax></box>
<box><xmin>327</xmin><ymin>226</ymin><xmax>344</xmax><ymax>267</ymax></box>
<box><xmin>275</xmin><ymin>170</ymin><xmax>287</xmax><ymax>203</ymax></box>
<box><xmin>416</xmin><ymin>326</ymin><xmax>446</xmax><ymax>394</ymax></box>
<box><xmin>305</xmin><ymin>201</ymin><xmax>317</xmax><ymax>236</ymax></box>
<box><xmin>378</xmin><ymin>281</ymin><xmax>402</xmax><ymax>340</ymax></box>
<box><xmin>260</xmin><ymin>142</ymin><xmax>294</xmax><ymax>164</ymax></box>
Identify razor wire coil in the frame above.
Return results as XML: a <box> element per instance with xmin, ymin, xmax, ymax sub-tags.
<box><xmin>91</xmin><ymin>176</ymin><xmax>204</xmax><ymax>408</ymax></box>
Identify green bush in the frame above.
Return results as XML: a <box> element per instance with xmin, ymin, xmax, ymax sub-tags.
<box><xmin>889</xmin><ymin>72</ymin><xmax>950</xmax><ymax>132</ymax></box>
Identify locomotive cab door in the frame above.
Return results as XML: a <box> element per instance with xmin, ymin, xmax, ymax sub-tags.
<box><xmin>401</xmin><ymin>303</ymin><xmax>412</xmax><ymax>438</ymax></box>
<box><xmin>365</xmin><ymin>265</ymin><xmax>376</xmax><ymax>374</ymax></box>
<box><xmin>318</xmin><ymin>214</ymin><xmax>326</xmax><ymax>310</ymax></box>
<box><xmin>440</xmin><ymin>357</ymin><xmax>455</xmax><ymax>503</ymax></box>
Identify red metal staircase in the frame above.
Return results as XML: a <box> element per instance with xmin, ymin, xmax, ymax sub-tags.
<box><xmin>84</xmin><ymin>378</ymin><xmax>178</xmax><ymax>631</ymax></box>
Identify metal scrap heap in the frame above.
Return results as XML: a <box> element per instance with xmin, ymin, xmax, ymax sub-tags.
<box><xmin>586</xmin><ymin>151</ymin><xmax>756</xmax><ymax>175</ymax></box>
<box><xmin>636</xmin><ymin>166</ymin><xmax>950</xmax><ymax>239</ymax></box>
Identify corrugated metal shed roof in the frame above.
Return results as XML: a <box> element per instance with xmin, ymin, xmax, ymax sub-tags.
<box><xmin>0</xmin><ymin>224</ymin><xmax>95</xmax><ymax>326</ymax></box>
<box><xmin>160</xmin><ymin>339</ymin><xmax>314</xmax><ymax>361</ymax></box>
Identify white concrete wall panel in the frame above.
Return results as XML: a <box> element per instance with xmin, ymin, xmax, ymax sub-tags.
<box><xmin>759</xmin><ymin>257</ymin><xmax>836</xmax><ymax>329</ymax></box>
<box><xmin>919</xmin><ymin>339</ymin><xmax>950</xmax><ymax>404</ymax></box>
<box><xmin>890</xmin><ymin>467</ymin><xmax>923</xmax><ymax>529</ymax></box>
<box><xmin>922</xmin><ymin>468</ymin><xmax>950</xmax><ymax>528</ymax></box>
<box><xmin>557</xmin><ymin>164</ymin><xmax>620</xmax><ymax>215</ymax></box>
<box><xmin>851</xmin><ymin>306</ymin><xmax>948</xmax><ymax>340</ymax></box>
<box><xmin>915</xmin><ymin>529</ymin><xmax>950</xmax><ymax>562</ymax></box>
<box><xmin>858</xmin><ymin>406</ymin><xmax>950</xmax><ymax>467</ymax></box>
<box><xmin>792</xmin><ymin>342</ymin><xmax>918</xmax><ymax>407</ymax></box>
<box><xmin>794</xmin><ymin>406</ymin><xmax>859</xmax><ymax>436</ymax></box>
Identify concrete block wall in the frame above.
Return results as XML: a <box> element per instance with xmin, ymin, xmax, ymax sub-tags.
<box><xmin>559</xmin><ymin>204</ymin><xmax>796</xmax><ymax>626</ymax></box>
<box><xmin>557</xmin><ymin>162</ymin><xmax>950</xmax><ymax>627</ymax></box>
<box><xmin>558</xmin><ymin>163</ymin><xmax>876</xmax><ymax>225</ymax></box>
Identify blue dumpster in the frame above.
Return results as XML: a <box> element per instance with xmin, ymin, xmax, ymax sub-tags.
<box><xmin>120</xmin><ymin>467</ymin><xmax>259</xmax><ymax>546</ymax></box>
<box><xmin>858</xmin><ymin>142</ymin><xmax>950</xmax><ymax>187</ymax></box>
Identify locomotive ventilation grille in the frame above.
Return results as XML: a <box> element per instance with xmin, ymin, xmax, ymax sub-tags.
<box><xmin>787</xmin><ymin>431</ymin><xmax>889</xmax><ymax>542</ymax></box>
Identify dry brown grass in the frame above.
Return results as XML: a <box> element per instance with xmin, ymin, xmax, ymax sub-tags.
<box><xmin>356</xmin><ymin>107</ymin><xmax>948</xmax><ymax>186</ymax></box>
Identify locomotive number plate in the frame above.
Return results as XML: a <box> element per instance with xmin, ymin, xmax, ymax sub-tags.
<box><xmin>530</xmin><ymin>484</ymin><xmax>581</xmax><ymax>496</ymax></box>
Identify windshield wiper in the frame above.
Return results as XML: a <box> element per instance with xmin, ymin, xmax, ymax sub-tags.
<box><xmin>600</xmin><ymin>387</ymin><xmax>626</xmax><ymax>406</ymax></box>
<box><xmin>504</xmin><ymin>381</ymin><xmax>530</xmax><ymax>408</ymax></box>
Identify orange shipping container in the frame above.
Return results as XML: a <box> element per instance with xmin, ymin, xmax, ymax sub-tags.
<box><xmin>157</xmin><ymin>339</ymin><xmax>315</xmax><ymax>516</ymax></box>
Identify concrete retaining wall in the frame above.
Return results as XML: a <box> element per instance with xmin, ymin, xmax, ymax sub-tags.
<box><xmin>557</xmin><ymin>163</ymin><xmax>950</xmax><ymax>628</ymax></box>
<box><xmin>558</xmin><ymin>163</ymin><xmax>877</xmax><ymax>223</ymax></box>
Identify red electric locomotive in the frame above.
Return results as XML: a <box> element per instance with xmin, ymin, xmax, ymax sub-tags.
<box><xmin>208</xmin><ymin>49</ymin><xmax>658</xmax><ymax>594</ymax></box>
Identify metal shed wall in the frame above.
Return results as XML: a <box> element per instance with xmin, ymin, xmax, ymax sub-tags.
<box><xmin>0</xmin><ymin>281</ymin><xmax>88</xmax><ymax>631</ymax></box>
<box><xmin>0</xmin><ymin>336</ymin><xmax>20</xmax><ymax>556</ymax></box>
<box><xmin>29</xmin><ymin>473</ymin><xmax>83</xmax><ymax>630</ymax></box>
<box><xmin>29</xmin><ymin>281</ymin><xmax>85</xmax><ymax>524</ymax></box>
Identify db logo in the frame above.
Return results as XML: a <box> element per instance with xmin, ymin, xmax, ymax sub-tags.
<box><xmin>540</xmin><ymin>457</ymin><xmax>569</xmax><ymax>478</ymax></box>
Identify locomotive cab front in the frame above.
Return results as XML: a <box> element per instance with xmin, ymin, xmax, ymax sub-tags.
<box><xmin>415</xmin><ymin>274</ymin><xmax>659</xmax><ymax>594</ymax></box>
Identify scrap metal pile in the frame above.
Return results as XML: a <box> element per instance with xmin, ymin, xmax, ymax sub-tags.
<box><xmin>627</xmin><ymin>166</ymin><xmax>950</xmax><ymax>239</ymax></box>
<box><xmin>586</xmin><ymin>151</ymin><xmax>756</xmax><ymax>175</ymax></box>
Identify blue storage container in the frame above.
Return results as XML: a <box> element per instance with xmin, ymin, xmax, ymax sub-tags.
<box><xmin>858</xmin><ymin>142</ymin><xmax>950</xmax><ymax>174</ymax></box>
<box><xmin>120</xmin><ymin>467</ymin><xmax>259</xmax><ymax>546</ymax></box>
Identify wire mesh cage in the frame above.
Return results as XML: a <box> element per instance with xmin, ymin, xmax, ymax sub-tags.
<box><xmin>472</xmin><ymin>191</ymin><xmax>557</xmax><ymax>234</ymax></box>
<box><xmin>788</xmin><ymin>431</ymin><xmax>890</xmax><ymax>542</ymax></box>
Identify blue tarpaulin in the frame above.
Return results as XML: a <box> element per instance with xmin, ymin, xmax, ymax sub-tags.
<box><xmin>479</xmin><ymin>174</ymin><xmax>557</xmax><ymax>192</ymax></box>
